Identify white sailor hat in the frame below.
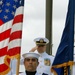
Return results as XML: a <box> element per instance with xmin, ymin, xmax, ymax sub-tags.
<box><xmin>22</xmin><ymin>52</ymin><xmax>40</xmax><ymax>59</ymax></box>
<box><xmin>20</xmin><ymin>52</ymin><xmax>40</xmax><ymax>65</ymax></box>
<box><xmin>34</xmin><ymin>37</ymin><xmax>49</xmax><ymax>45</ymax></box>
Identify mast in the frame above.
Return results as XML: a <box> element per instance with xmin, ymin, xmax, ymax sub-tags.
<box><xmin>46</xmin><ymin>0</ymin><xmax>53</xmax><ymax>55</ymax></box>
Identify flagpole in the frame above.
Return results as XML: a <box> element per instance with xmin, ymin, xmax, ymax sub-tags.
<box><xmin>16</xmin><ymin>56</ymin><xmax>20</xmax><ymax>75</ymax></box>
<box><xmin>46</xmin><ymin>0</ymin><xmax>53</xmax><ymax>55</ymax></box>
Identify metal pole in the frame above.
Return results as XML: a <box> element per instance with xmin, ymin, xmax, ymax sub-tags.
<box><xmin>46</xmin><ymin>0</ymin><xmax>53</xmax><ymax>55</ymax></box>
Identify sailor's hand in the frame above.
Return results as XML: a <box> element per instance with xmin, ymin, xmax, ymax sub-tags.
<box><xmin>29</xmin><ymin>46</ymin><xmax>38</xmax><ymax>52</ymax></box>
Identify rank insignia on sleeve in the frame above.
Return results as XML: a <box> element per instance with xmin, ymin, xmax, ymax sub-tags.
<box><xmin>44</xmin><ymin>58</ymin><xmax>50</xmax><ymax>66</ymax></box>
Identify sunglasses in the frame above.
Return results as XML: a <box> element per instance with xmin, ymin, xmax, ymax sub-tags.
<box><xmin>25</xmin><ymin>58</ymin><xmax>37</xmax><ymax>62</ymax></box>
<box><xmin>37</xmin><ymin>45</ymin><xmax>45</xmax><ymax>47</ymax></box>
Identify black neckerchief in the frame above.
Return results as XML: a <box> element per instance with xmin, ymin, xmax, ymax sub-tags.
<box><xmin>26</xmin><ymin>70</ymin><xmax>36</xmax><ymax>75</ymax></box>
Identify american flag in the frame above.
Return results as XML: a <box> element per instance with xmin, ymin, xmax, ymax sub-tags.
<box><xmin>0</xmin><ymin>0</ymin><xmax>24</xmax><ymax>75</ymax></box>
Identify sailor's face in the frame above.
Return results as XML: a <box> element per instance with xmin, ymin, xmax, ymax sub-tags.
<box><xmin>37</xmin><ymin>45</ymin><xmax>46</xmax><ymax>53</ymax></box>
<box><xmin>24</xmin><ymin>57</ymin><xmax>39</xmax><ymax>72</ymax></box>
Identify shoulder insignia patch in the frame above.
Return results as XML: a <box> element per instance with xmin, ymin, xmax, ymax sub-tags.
<box><xmin>44</xmin><ymin>58</ymin><xmax>50</xmax><ymax>66</ymax></box>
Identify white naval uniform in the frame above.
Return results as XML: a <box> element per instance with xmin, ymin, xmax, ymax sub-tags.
<box><xmin>35</xmin><ymin>51</ymin><xmax>54</xmax><ymax>75</ymax></box>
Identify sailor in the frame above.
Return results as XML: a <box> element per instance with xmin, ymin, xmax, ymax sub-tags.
<box><xmin>29</xmin><ymin>37</ymin><xmax>54</xmax><ymax>75</ymax></box>
<box><xmin>19</xmin><ymin>52</ymin><xmax>48</xmax><ymax>75</ymax></box>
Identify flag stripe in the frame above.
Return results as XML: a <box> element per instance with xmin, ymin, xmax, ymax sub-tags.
<box><xmin>0</xmin><ymin>38</ymin><xmax>9</xmax><ymax>49</ymax></box>
<box><xmin>0</xmin><ymin>64</ymin><xmax>9</xmax><ymax>72</ymax></box>
<box><xmin>0</xmin><ymin>57</ymin><xmax>10</xmax><ymax>72</ymax></box>
<box><xmin>13</xmin><ymin>14</ymin><xmax>23</xmax><ymax>25</ymax></box>
<box><xmin>0</xmin><ymin>29</ymin><xmax>11</xmax><ymax>41</ymax></box>
<box><xmin>8</xmin><ymin>39</ymin><xmax>21</xmax><ymax>49</ymax></box>
<box><xmin>0</xmin><ymin>20</ymin><xmax>12</xmax><ymax>33</ymax></box>
<box><xmin>9</xmin><ymin>31</ymin><xmax>22</xmax><ymax>41</ymax></box>
<box><xmin>0</xmin><ymin>47</ymin><xmax>7</xmax><ymax>56</ymax></box>
<box><xmin>15</xmin><ymin>7</ymin><xmax>24</xmax><ymax>16</ymax></box>
<box><xmin>10</xmin><ymin>23</ymin><xmax>23</xmax><ymax>33</ymax></box>
<box><xmin>0</xmin><ymin>20</ymin><xmax>4</xmax><ymax>26</ymax></box>
<box><xmin>0</xmin><ymin>56</ymin><xmax>6</xmax><ymax>64</ymax></box>
<box><xmin>7</xmin><ymin>47</ymin><xmax>21</xmax><ymax>56</ymax></box>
